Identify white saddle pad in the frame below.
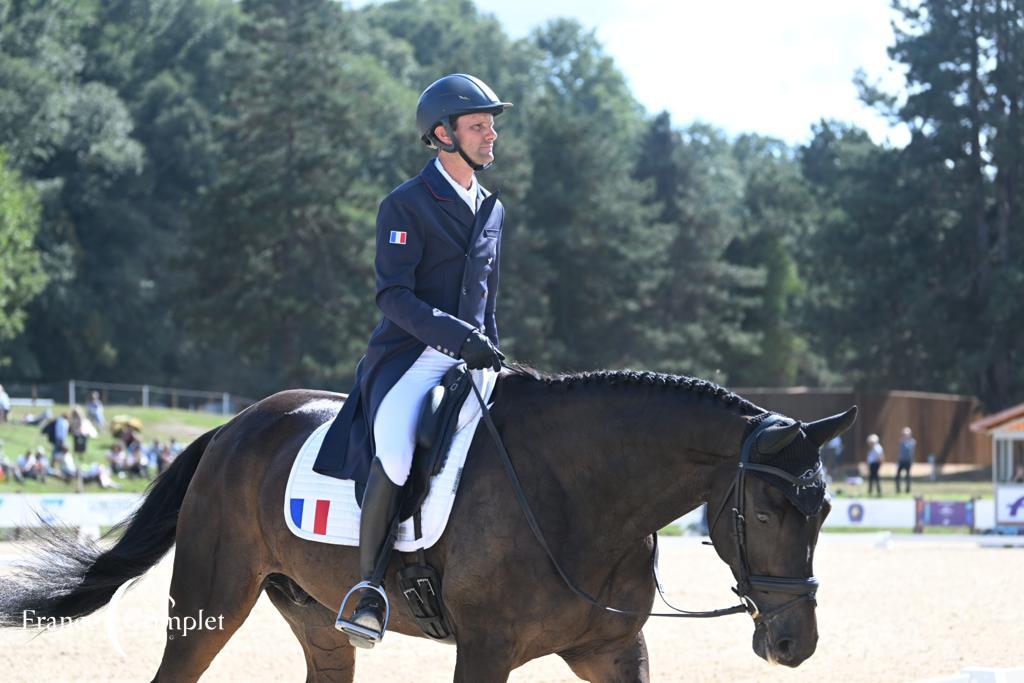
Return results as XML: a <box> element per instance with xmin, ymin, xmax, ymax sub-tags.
<box><xmin>284</xmin><ymin>369</ymin><xmax>497</xmax><ymax>552</ymax></box>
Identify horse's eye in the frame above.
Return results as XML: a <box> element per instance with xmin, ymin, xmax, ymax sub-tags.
<box><xmin>755</xmin><ymin>513</ymin><xmax>771</xmax><ymax>524</ymax></box>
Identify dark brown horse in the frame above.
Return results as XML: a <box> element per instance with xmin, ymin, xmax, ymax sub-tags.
<box><xmin>0</xmin><ymin>367</ymin><xmax>855</xmax><ymax>682</ymax></box>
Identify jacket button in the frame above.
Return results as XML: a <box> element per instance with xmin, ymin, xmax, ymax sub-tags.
<box><xmin>462</xmin><ymin>287</ymin><xmax>468</xmax><ymax>295</ymax></box>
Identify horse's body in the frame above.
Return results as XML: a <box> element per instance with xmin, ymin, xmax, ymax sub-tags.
<box><xmin>0</xmin><ymin>368</ymin><xmax>853</xmax><ymax>682</ymax></box>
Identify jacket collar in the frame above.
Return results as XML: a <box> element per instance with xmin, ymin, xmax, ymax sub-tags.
<box><xmin>419</xmin><ymin>159</ymin><xmax>483</xmax><ymax>228</ymax></box>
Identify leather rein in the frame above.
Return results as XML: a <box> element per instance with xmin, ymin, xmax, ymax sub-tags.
<box><xmin>469</xmin><ymin>379</ymin><xmax>822</xmax><ymax>621</ymax></box>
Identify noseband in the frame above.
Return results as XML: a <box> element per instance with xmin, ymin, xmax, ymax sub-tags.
<box><xmin>705</xmin><ymin>414</ymin><xmax>824</xmax><ymax>623</ymax></box>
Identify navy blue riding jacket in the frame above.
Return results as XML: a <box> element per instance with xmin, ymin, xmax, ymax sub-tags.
<box><xmin>313</xmin><ymin>159</ymin><xmax>504</xmax><ymax>482</ymax></box>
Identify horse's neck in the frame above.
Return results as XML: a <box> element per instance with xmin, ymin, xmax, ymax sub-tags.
<box><xmin>511</xmin><ymin>384</ymin><xmax>749</xmax><ymax>545</ymax></box>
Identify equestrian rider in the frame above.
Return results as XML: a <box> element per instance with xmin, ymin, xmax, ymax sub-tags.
<box><xmin>335</xmin><ymin>74</ymin><xmax>511</xmax><ymax>646</ymax></box>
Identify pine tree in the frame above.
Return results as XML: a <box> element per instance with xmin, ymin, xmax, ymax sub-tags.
<box><xmin>0</xmin><ymin>150</ymin><xmax>47</xmax><ymax>367</ymax></box>
<box><xmin>186</xmin><ymin>0</ymin><xmax>397</xmax><ymax>394</ymax></box>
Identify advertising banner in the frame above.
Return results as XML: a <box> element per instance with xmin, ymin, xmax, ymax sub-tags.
<box><xmin>995</xmin><ymin>485</ymin><xmax>1024</xmax><ymax>526</ymax></box>
<box><xmin>0</xmin><ymin>494</ymin><xmax>142</xmax><ymax>528</ymax></box>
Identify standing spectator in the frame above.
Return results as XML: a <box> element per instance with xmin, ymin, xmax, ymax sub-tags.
<box><xmin>896</xmin><ymin>427</ymin><xmax>916</xmax><ymax>494</ymax></box>
<box><xmin>866</xmin><ymin>433</ymin><xmax>884</xmax><ymax>497</ymax></box>
<box><xmin>86</xmin><ymin>391</ymin><xmax>105</xmax><ymax>430</ymax></box>
<box><xmin>51</xmin><ymin>412</ymin><xmax>70</xmax><ymax>460</ymax></box>
<box><xmin>69</xmin><ymin>406</ymin><xmax>97</xmax><ymax>463</ymax></box>
<box><xmin>120</xmin><ymin>424</ymin><xmax>140</xmax><ymax>450</ymax></box>
<box><xmin>145</xmin><ymin>439</ymin><xmax>163</xmax><ymax>474</ymax></box>
<box><xmin>0</xmin><ymin>384</ymin><xmax>10</xmax><ymax>423</ymax></box>
<box><xmin>821</xmin><ymin>435</ymin><xmax>844</xmax><ymax>483</ymax></box>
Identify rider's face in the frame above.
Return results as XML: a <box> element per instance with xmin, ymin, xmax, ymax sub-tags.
<box><xmin>451</xmin><ymin>113</ymin><xmax>498</xmax><ymax>166</ymax></box>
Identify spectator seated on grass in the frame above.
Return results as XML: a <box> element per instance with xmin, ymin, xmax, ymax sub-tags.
<box><xmin>17</xmin><ymin>447</ymin><xmax>48</xmax><ymax>482</ymax></box>
<box><xmin>55</xmin><ymin>445</ymin><xmax>77</xmax><ymax>482</ymax></box>
<box><xmin>0</xmin><ymin>438</ymin><xmax>19</xmax><ymax>482</ymax></box>
<box><xmin>80</xmin><ymin>462</ymin><xmax>118</xmax><ymax>489</ymax></box>
<box><xmin>21</xmin><ymin>408</ymin><xmax>52</xmax><ymax>426</ymax></box>
<box><xmin>158</xmin><ymin>444</ymin><xmax>179</xmax><ymax>473</ymax></box>
<box><xmin>124</xmin><ymin>443</ymin><xmax>147</xmax><ymax>478</ymax></box>
<box><xmin>107</xmin><ymin>443</ymin><xmax>127</xmax><ymax>476</ymax></box>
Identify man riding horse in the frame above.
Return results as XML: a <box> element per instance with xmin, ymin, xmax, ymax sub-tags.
<box><xmin>328</xmin><ymin>73</ymin><xmax>511</xmax><ymax>646</ymax></box>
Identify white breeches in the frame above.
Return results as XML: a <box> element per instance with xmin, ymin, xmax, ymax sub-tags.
<box><xmin>373</xmin><ymin>347</ymin><xmax>461</xmax><ymax>486</ymax></box>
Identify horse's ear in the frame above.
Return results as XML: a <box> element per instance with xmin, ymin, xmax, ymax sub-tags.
<box><xmin>803</xmin><ymin>406</ymin><xmax>858</xmax><ymax>447</ymax></box>
<box><xmin>756</xmin><ymin>421</ymin><xmax>801</xmax><ymax>455</ymax></box>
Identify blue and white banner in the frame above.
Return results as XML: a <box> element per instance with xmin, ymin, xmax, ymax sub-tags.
<box><xmin>995</xmin><ymin>485</ymin><xmax>1024</xmax><ymax>525</ymax></box>
<box><xmin>0</xmin><ymin>494</ymin><xmax>142</xmax><ymax>528</ymax></box>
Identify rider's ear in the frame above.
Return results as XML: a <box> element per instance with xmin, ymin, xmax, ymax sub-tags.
<box><xmin>434</xmin><ymin>123</ymin><xmax>453</xmax><ymax>146</ymax></box>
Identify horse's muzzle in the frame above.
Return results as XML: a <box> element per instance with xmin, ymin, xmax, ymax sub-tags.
<box><xmin>752</xmin><ymin>620</ymin><xmax>818</xmax><ymax>668</ymax></box>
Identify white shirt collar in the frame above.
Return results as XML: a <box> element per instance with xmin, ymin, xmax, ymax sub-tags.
<box><xmin>434</xmin><ymin>157</ymin><xmax>479</xmax><ymax>214</ymax></box>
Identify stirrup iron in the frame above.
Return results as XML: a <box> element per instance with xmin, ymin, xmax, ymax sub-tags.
<box><xmin>335</xmin><ymin>581</ymin><xmax>391</xmax><ymax>647</ymax></box>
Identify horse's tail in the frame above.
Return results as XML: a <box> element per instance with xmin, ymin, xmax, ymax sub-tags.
<box><xmin>0</xmin><ymin>427</ymin><xmax>219</xmax><ymax>626</ymax></box>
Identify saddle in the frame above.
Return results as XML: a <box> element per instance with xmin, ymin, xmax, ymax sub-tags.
<box><xmin>367</xmin><ymin>363</ymin><xmax>475</xmax><ymax>643</ymax></box>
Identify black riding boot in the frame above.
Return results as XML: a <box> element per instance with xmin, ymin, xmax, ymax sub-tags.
<box><xmin>337</xmin><ymin>457</ymin><xmax>401</xmax><ymax>647</ymax></box>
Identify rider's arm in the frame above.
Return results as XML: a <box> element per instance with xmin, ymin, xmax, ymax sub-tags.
<box><xmin>483</xmin><ymin>226</ymin><xmax>500</xmax><ymax>347</ymax></box>
<box><xmin>374</xmin><ymin>196</ymin><xmax>474</xmax><ymax>357</ymax></box>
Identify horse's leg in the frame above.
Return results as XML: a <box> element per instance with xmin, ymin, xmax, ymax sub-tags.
<box><xmin>452</xmin><ymin>637</ymin><xmax>516</xmax><ymax>683</ymax></box>
<box><xmin>560</xmin><ymin>631</ymin><xmax>651</xmax><ymax>683</ymax></box>
<box><xmin>153</xmin><ymin>500</ymin><xmax>268</xmax><ymax>682</ymax></box>
<box><xmin>264</xmin><ymin>578</ymin><xmax>356</xmax><ymax>683</ymax></box>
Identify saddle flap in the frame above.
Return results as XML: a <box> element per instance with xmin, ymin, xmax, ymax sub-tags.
<box><xmin>416</xmin><ymin>386</ymin><xmax>447</xmax><ymax>450</ymax></box>
<box><xmin>401</xmin><ymin>364</ymin><xmax>475</xmax><ymax>522</ymax></box>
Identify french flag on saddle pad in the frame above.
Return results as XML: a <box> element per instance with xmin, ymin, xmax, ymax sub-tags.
<box><xmin>389</xmin><ymin>230</ymin><xmax>407</xmax><ymax>245</ymax></box>
<box><xmin>290</xmin><ymin>498</ymin><xmax>332</xmax><ymax>536</ymax></box>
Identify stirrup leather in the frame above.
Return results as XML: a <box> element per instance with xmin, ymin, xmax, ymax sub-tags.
<box><xmin>335</xmin><ymin>581</ymin><xmax>391</xmax><ymax>646</ymax></box>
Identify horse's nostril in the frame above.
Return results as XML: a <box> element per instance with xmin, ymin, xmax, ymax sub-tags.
<box><xmin>776</xmin><ymin>638</ymin><xmax>794</xmax><ymax>657</ymax></box>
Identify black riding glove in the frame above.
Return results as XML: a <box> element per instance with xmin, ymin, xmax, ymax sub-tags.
<box><xmin>459</xmin><ymin>330</ymin><xmax>505</xmax><ymax>372</ymax></box>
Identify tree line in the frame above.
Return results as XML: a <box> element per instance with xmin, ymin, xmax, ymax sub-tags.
<box><xmin>0</xmin><ymin>0</ymin><xmax>1019</xmax><ymax>410</ymax></box>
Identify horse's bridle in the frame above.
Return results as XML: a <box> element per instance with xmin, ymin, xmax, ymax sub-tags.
<box><xmin>471</xmin><ymin>377</ymin><xmax>824</xmax><ymax>621</ymax></box>
<box><xmin>705</xmin><ymin>414</ymin><xmax>825</xmax><ymax>623</ymax></box>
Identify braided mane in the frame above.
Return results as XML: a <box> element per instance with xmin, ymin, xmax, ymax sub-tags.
<box><xmin>503</xmin><ymin>363</ymin><xmax>759</xmax><ymax>413</ymax></box>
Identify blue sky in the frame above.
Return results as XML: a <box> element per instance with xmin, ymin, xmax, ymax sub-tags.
<box><xmin>357</xmin><ymin>0</ymin><xmax>911</xmax><ymax>147</ymax></box>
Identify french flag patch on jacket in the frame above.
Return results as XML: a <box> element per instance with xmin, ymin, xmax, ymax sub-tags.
<box><xmin>389</xmin><ymin>230</ymin><xmax>407</xmax><ymax>245</ymax></box>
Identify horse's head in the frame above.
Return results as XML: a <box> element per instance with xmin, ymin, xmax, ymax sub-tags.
<box><xmin>706</xmin><ymin>406</ymin><xmax>857</xmax><ymax>667</ymax></box>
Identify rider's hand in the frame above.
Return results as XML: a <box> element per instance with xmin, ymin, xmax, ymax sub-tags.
<box><xmin>459</xmin><ymin>330</ymin><xmax>504</xmax><ymax>372</ymax></box>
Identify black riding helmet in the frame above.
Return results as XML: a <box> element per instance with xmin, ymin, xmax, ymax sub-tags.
<box><xmin>416</xmin><ymin>74</ymin><xmax>512</xmax><ymax>171</ymax></box>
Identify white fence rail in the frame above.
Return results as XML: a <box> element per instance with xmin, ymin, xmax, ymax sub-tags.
<box><xmin>2</xmin><ymin>380</ymin><xmax>253</xmax><ymax>414</ymax></box>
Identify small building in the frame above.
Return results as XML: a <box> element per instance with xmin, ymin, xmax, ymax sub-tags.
<box><xmin>971</xmin><ymin>403</ymin><xmax>1024</xmax><ymax>528</ymax></box>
